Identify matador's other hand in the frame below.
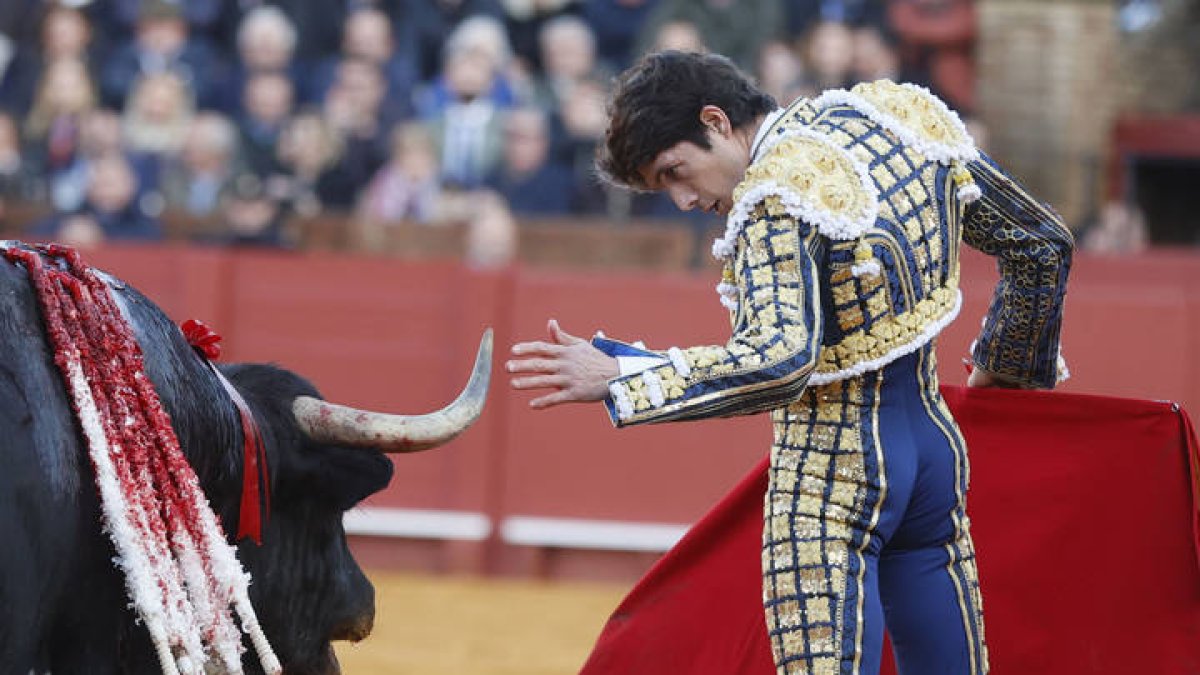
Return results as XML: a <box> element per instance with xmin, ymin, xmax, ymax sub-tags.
<box><xmin>967</xmin><ymin>366</ymin><xmax>1023</xmax><ymax>389</ymax></box>
<box><xmin>507</xmin><ymin>319</ymin><xmax>619</xmax><ymax>409</ymax></box>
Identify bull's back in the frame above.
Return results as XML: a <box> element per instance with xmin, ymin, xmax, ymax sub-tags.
<box><xmin>0</xmin><ymin>257</ymin><xmax>127</xmax><ymax>667</ymax></box>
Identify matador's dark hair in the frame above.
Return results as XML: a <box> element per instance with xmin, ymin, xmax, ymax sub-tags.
<box><xmin>596</xmin><ymin>50</ymin><xmax>777</xmax><ymax>190</ymax></box>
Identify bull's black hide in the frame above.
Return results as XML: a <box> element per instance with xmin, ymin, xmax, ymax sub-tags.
<box><xmin>0</xmin><ymin>253</ymin><xmax>393</xmax><ymax>675</ymax></box>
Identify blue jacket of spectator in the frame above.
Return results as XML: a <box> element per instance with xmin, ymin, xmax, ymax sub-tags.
<box><xmin>486</xmin><ymin>161</ymin><xmax>577</xmax><ymax>217</ymax></box>
<box><xmin>32</xmin><ymin>202</ymin><xmax>163</xmax><ymax>242</ymax></box>
<box><xmin>99</xmin><ymin>38</ymin><xmax>226</xmax><ymax>109</ymax></box>
<box><xmin>582</xmin><ymin>0</ymin><xmax>661</xmax><ymax>71</ymax></box>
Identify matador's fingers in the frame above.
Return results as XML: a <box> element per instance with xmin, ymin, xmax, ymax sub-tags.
<box><xmin>529</xmin><ymin>389</ymin><xmax>579</xmax><ymax>409</ymax></box>
<box><xmin>548</xmin><ymin>319</ymin><xmax>585</xmax><ymax>345</ymax></box>
<box><xmin>511</xmin><ymin>340</ymin><xmax>566</xmax><ymax>357</ymax></box>
<box><xmin>505</xmin><ymin>357</ymin><xmax>562</xmax><ymax>374</ymax></box>
<box><xmin>510</xmin><ymin>374</ymin><xmax>566</xmax><ymax>390</ymax></box>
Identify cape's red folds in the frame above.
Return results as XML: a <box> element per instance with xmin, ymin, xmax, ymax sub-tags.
<box><xmin>581</xmin><ymin>387</ymin><xmax>1200</xmax><ymax>675</ymax></box>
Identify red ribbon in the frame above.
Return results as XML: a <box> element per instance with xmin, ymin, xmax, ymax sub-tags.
<box><xmin>181</xmin><ymin>318</ymin><xmax>271</xmax><ymax>544</ymax></box>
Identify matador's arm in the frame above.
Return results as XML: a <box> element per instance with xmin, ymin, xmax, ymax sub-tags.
<box><xmin>601</xmin><ymin>198</ymin><xmax>825</xmax><ymax>427</ymax></box>
<box><xmin>963</xmin><ymin>152</ymin><xmax>1074</xmax><ymax>389</ymax></box>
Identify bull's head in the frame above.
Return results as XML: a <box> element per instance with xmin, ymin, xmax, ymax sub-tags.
<box><xmin>0</xmin><ymin>246</ymin><xmax>494</xmax><ymax>675</ymax></box>
<box><xmin>218</xmin><ymin>330</ymin><xmax>492</xmax><ymax>675</ymax></box>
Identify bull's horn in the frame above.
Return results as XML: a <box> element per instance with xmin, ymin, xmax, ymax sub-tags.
<box><xmin>292</xmin><ymin>329</ymin><xmax>492</xmax><ymax>453</ymax></box>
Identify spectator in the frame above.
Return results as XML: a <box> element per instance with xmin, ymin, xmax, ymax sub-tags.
<box><xmin>0</xmin><ymin>110</ymin><xmax>23</xmax><ymax>187</ymax></box>
<box><xmin>358</xmin><ymin>121</ymin><xmax>443</xmax><ymax>225</ymax></box>
<box><xmin>321</xmin><ymin>59</ymin><xmax>391</xmax><ymax>196</ymax></box>
<box><xmin>783</xmin><ymin>0</ymin><xmax>887</xmax><ymax>39</ymax></box>
<box><xmin>0</xmin><ymin>6</ymin><xmax>96</xmax><ymax>117</ymax></box>
<box><xmin>43</xmin><ymin>108</ymin><xmax>138</xmax><ymax>214</ymax></box>
<box><xmin>40</xmin><ymin>6</ymin><xmax>95</xmax><ymax>60</ymax></box>
<box><xmin>98</xmin><ymin>0</ymin><xmax>229</xmax><ymax>49</ymax></box>
<box><xmin>850</xmin><ymin>23</ymin><xmax>900</xmax><ymax>83</ymax></box>
<box><xmin>554</xmin><ymin>74</ymin><xmax>608</xmax><ymax>193</ymax></box>
<box><xmin>1080</xmin><ymin>201</ymin><xmax>1149</xmax><ymax>255</ymax></box>
<box><xmin>756</xmin><ymin>39</ymin><xmax>817</xmax><ymax>107</ymax></box>
<box><xmin>501</xmin><ymin>0</ymin><xmax>580</xmax><ymax>73</ymax></box>
<box><xmin>242</xmin><ymin>0</ymin><xmax>348</xmax><ymax>62</ymax></box>
<box><xmin>646</xmin><ymin>19</ymin><xmax>706</xmax><ymax>54</ymax></box>
<box><xmin>418</xmin><ymin>17</ymin><xmax>516</xmax><ymax>189</ymax></box>
<box><xmin>23</xmin><ymin>58</ymin><xmax>96</xmax><ymax>196</ymax></box>
<box><xmin>800</xmin><ymin>20</ymin><xmax>855</xmax><ymax>90</ymax></box>
<box><xmin>415</xmin><ymin>14</ymin><xmax>519</xmax><ymax>119</ymax></box>
<box><xmin>212</xmin><ymin>171</ymin><xmax>290</xmax><ymax>247</ymax></box>
<box><xmin>99</xmin><ymin>0</ymin><xmax>223</xmax><ymax>109</ymax></box>
<box><xmin>394</xmin><ymin>0</ymin><xmax>506</xmax><ymax>81</ymax></box>
<box><xmin>463</xmin><ymin>190</ymin><xmax>517</xmax><ymax>269</ymax></box>
<box><xmin>486</xmin><ymin>106</ymin><xmax>575</xmax><ymax>216</ymax></box>
<box><xmin>122</xmin><ymin>71</ymin><xmax>194</xmax><ymax>163</ymax></box>
<box><xmin>311</xmin><ymin>7</ymin><xmax>420</xmax><ymax>122</ymax></box>
<box><xmin>886</xmin><ymin>0</ymin><xmax>977</xmax><ymax>112</ymax></box>
<box><xmin>0</xmin><ymin>0</ymin><xmax>39</xmax><ymax>78</ymax></box>
<box><xmin>159</xmin><ymin>111</ymin><xmax>242</xmax><ymax>217</ymax></box>
<box><xmin>635</xmin><ymin>0</ymin><xmax>783</xmax><ymax>70</ymax></box>
<box><xmin>217</xmin><ymin>5</ymin><xmax>306</xmax><ymax>115</ymax></box>
<box><xmin>237</xmin><ymin>71</ymin><xmax>294</xmax><ymax>175</ymax></box>
<box><xmin>235</xmin><ymin>6</ymin><xmax>295</xmax><ymax>75</ymax></box>
<box><xmin>532</xmin><ymin>14</ymin><xmax>608</xmax><ymax>111</ymax></box>
<box><xmin>32</xmin><ymin>152</ymin><xmax>163</xmax><ymax>246</ymax></box>
<box><xmin>582</xmin><ymin>0</ymin><xmax>660</xmax><ymax>71</ymax></box>
<box><xmin>274</xmin><ymin>110</ymin><xmax>359</xmax><ymax>214</ymax></box>
<box><xmin>0</xmin><ymin>110</ymin><xmax>30</xmax><ymax>221</ymax></box>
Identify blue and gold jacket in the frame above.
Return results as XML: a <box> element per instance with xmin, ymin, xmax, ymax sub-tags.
<box><xmin>600</xmin><ymin>80</ymin><xmax>1073</xmax><ymax>427</ymax></box>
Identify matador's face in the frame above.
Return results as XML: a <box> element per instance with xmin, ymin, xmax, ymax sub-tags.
<box><xmin>637</xmin><ymin>106</ymin><xmax>753</xmax><ymax>217</ymax></box>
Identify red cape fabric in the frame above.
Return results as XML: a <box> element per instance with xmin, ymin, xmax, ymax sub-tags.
<box><xmin>580</xmin><ymin>387</ymin><xmax>1200</xmax><ymax>675</ymax></box>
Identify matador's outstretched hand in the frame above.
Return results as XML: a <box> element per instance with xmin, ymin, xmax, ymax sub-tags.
<box><xmin>507</xmin><ymin>319</ymin><xmax>618</xmax><ymax>409</ymax></box>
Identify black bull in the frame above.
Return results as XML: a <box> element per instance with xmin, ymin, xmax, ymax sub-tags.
<box><xmin>0</xmin><ymin>250</ymin><xmax>491</xmax><ymax>673</ymax></box>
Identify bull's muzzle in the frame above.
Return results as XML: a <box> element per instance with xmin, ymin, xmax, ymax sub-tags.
<box><xmin>330</xmin><ymin>611</ymin><xmax>375</xmax><ymax>643</ymax></box>
<box><xmin>292</xmin><ymin>329</ymin><xmax>492</xmax><ymax>453</ymax></box>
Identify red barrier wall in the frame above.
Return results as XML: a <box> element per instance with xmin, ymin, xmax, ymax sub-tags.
<box><xmin>68</xmin><ymin>243</ymin><xmax>1200</xmax><ymax>578</ymax></box>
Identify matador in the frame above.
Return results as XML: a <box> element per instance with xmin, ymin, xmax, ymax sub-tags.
<box><xmin>508</xmin><ymin>51</ymin><xmax>1073</xmax><ymax>675</ymax></box>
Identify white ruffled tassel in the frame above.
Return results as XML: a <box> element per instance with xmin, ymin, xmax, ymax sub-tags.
<box><xmin>711</xmin><ymin>238</ymin><xmax>736</xmax><ymax>259</ymax></box>
<box><xmin>851</xmin><ymin>239</ymin><xmax>881</xmax><ymax>279</ymax></box>
<box><xmin>609</xmin><ymin>382</ymin><xmax>633</xmax><ymax>420</ymax></box>
<box><xmin>952</xmin><ymin>160</ymin><xmax>982</xmax><ymax>205</ymax></box>
<box><xmin>667</xmin><ymin>347</ymin><xmax>691</xmax><ymax>378</ymax></box>
<box><xmin>67</xmin><ymin>360</ymin><xmax>183</xmax><ymax>675</ymax></box>
<box><xmin>957</xmin><ymin>182</ymin><xmax>982</xmax><ymax>204</ymax></box>
<box><xmin>641</xmin><ymin>369</ymin><xmax>665</xmax><ymax>408</ymax></box>
<box><xmin>1056</xmin><ymin>350</ymin><xmax>1071</xmax><ymax>384</ymax></box>
<box><xmin>716</xmin><ymin>280</ymin><xmax>739</xmax><ymax>310</ymax></box>
<box><xmin>851</xmin><ymin>259</ymin><xmax>882</xmax><ymax>278</ymax></box>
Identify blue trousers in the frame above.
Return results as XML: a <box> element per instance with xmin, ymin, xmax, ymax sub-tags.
<box><xmin>763</xmin><ymin>346</ymin><xmax>988</xmax><ymax>674</ymax></box>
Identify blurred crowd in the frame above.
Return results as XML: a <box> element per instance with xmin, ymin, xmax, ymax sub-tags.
<box><xmin>0</xmin><ymin>0</ymin><xmax>982</xmax><ymax>263</ymax></box>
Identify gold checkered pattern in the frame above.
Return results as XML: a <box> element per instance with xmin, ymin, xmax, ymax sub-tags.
<box><xmin>763</xmin><ymin>378</ymin><xmax>880</xmax><ymax>675</ymax></box>
<box><xmin>605</xmin><ymin>202</ymin><xmax>824</xmax><ymax>426</ymax></box>
<box><xmin>817</xmin><ymin>114</ymin><xmax>957</xmax><ymax>333</ymax></box>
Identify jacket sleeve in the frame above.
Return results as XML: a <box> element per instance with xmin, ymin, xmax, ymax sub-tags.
<box><xmin>962</xmin><ymin>152</ymin><xmax>1074</xmax><ymax>389</ymax></box>
<box><xmin>603</xmin><ymin>200</ymin><xmax>825</xmax><ymax>427</ymax></box>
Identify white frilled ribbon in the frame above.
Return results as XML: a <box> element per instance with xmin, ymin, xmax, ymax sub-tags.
<box><xmin>609</xmin><ymin>382</ymin><xmax>634</xmax><ymax>420</ymax></box>
<box><xmin>667</xmin><ymin>347</ymin><xmax>692</xmax><ymax>378</ymax></box>
<box><xmin>812</xmin><ymin>83</ymin><xmax>980</xmax><ymax>166</ymax></box>
<box><xmin>712</xmin><ymin>127</ymin><xmax>881</xmax><ymax>264</ymax></box>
